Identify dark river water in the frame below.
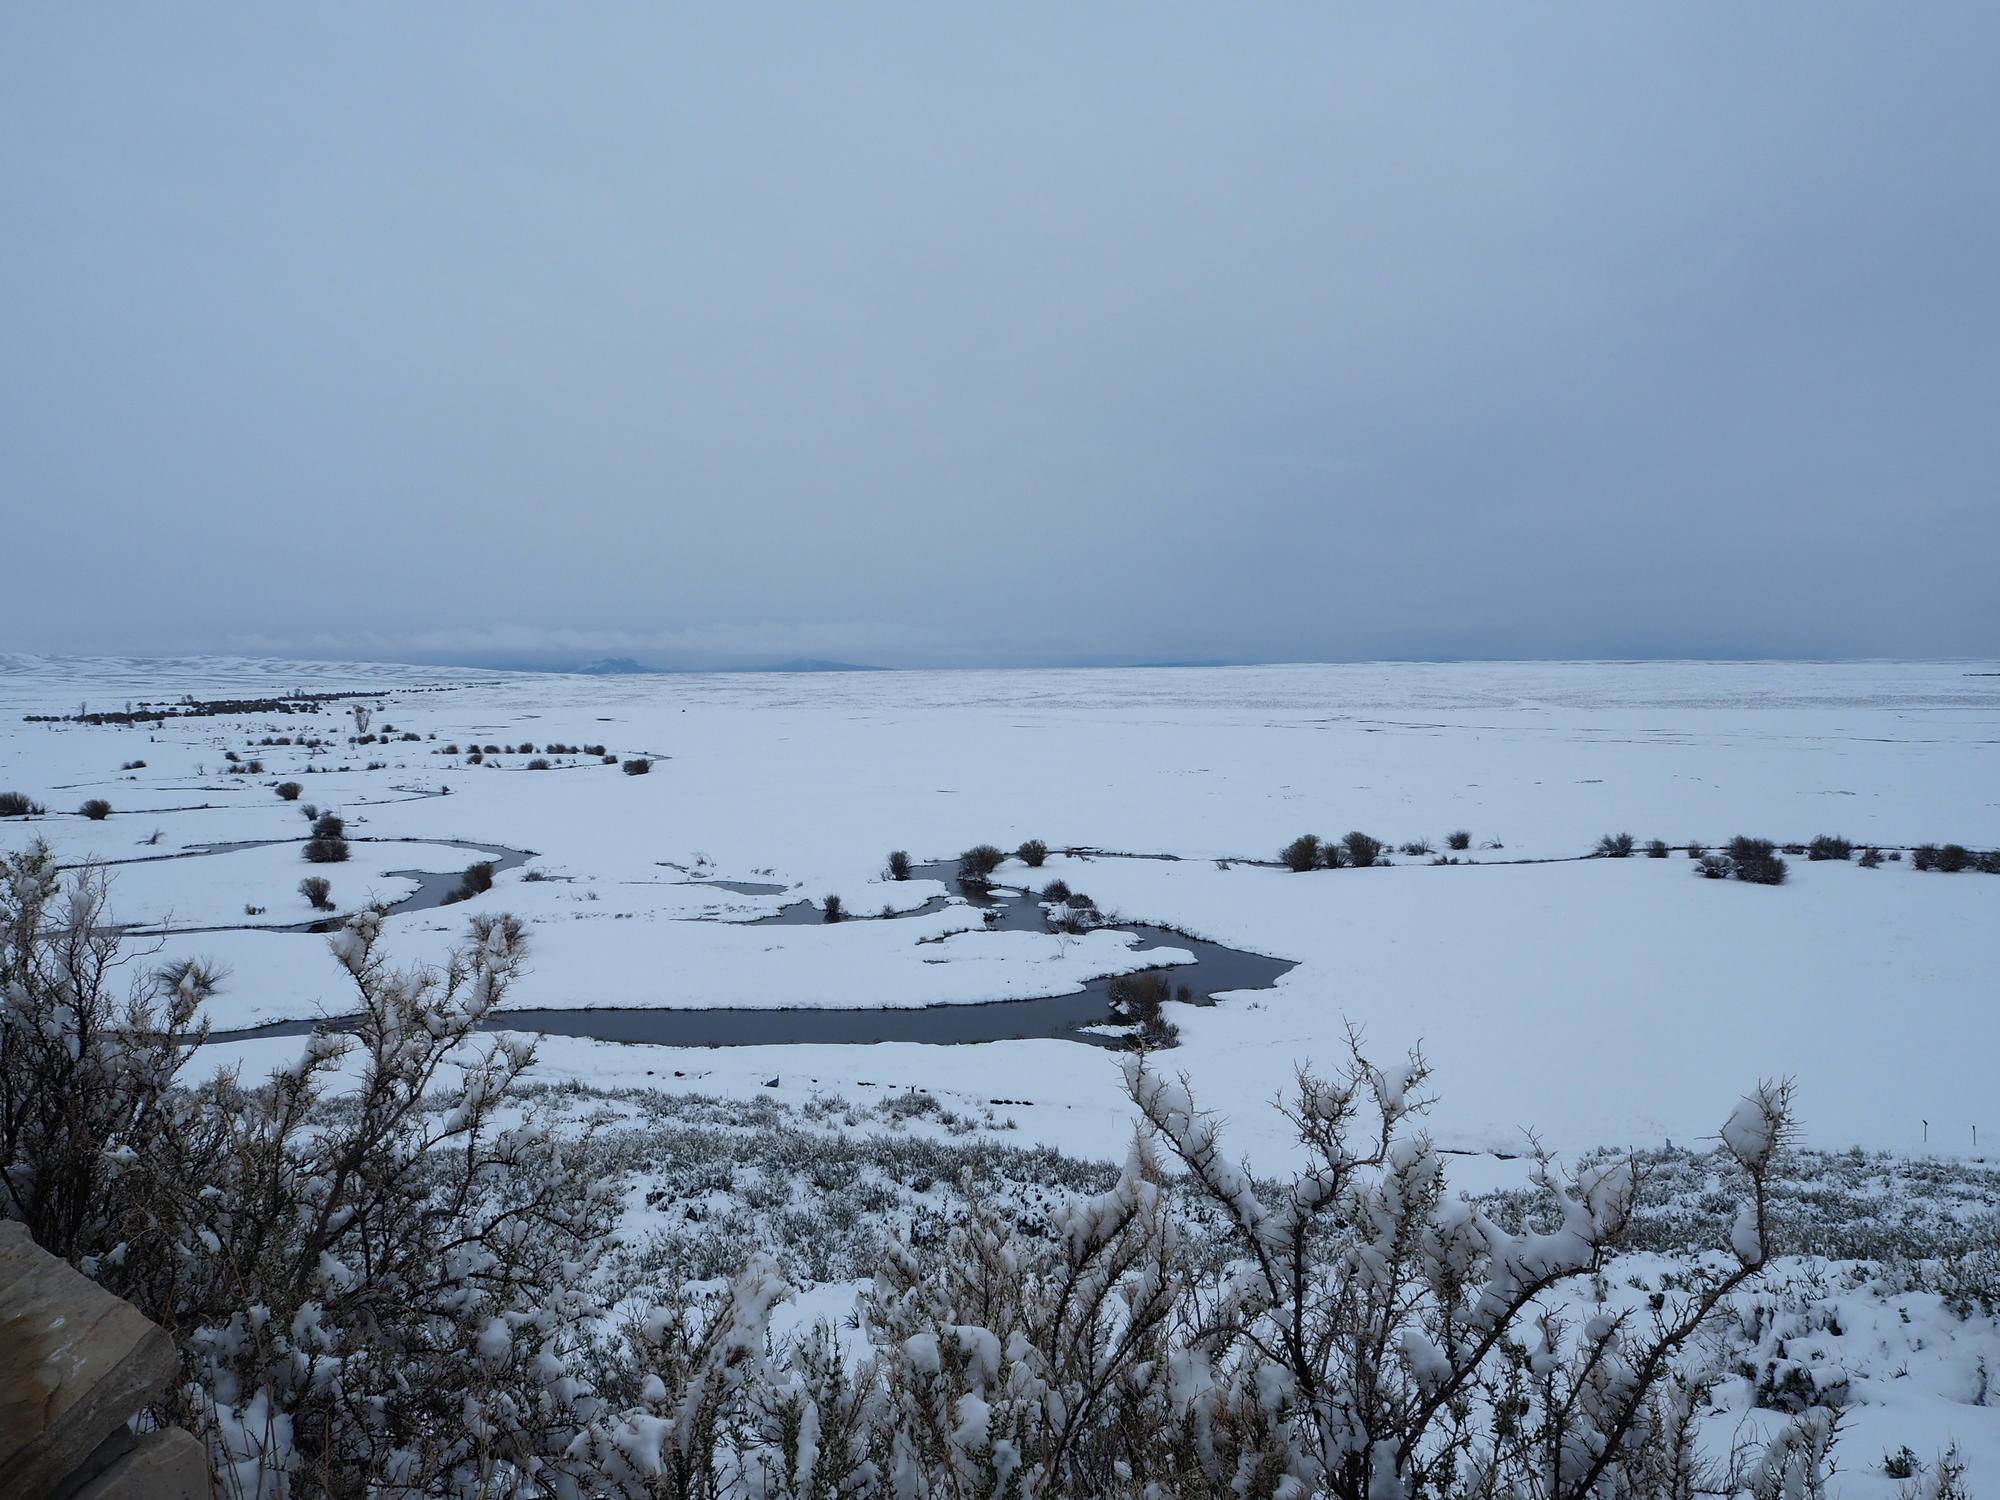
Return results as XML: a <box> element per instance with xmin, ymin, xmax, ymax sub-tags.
<box><xmin>202</xmin><ymin>856</ymin><xmax>1295</xmax><ymax>1049</ymax></box>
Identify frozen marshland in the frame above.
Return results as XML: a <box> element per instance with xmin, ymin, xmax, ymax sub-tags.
<box><xmin>3</xmin><ymin>652</ymin><xmax>1996</xmax><ymax>1493</ymax></box>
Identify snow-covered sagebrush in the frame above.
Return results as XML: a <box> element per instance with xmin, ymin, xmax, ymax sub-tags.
<box><xmin>5</xmin><ymin>841</ymin><xmax>621</xmax><ymax>1495</ymax></box>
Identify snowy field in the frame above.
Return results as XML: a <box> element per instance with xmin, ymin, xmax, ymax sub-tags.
<box><xmin>3</xmin><ymin>653</ymin><xmax>1993</xmax><ymax>1161</ymax></box>
<box><xmin>4</xmin><ymin>653</ymin><xmax>1997</xmax><ymax>1491</ymax></box>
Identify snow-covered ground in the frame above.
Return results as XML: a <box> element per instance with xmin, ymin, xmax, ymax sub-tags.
<box><xmin>4</xmin><ymin>653</ymin><xmax>1993</xmax><ymax>1158</ymax></box>
<box><xmin>4</xmin><ymin>653</ymin><xmax>1996</xmax><ymax>1490</ymax></box>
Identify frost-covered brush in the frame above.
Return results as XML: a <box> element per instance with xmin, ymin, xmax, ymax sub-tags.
<box><xmin>0</xmin><ymin>840</ymin><xmax>215</xmax><ymax>1261</ymax></box>
<box><xmin>578</xmin><ymin>1254</ymin><xmax>850</xmax><ymax>1498</ymax></box>
<box><xmin>146</xmin><ymin>911</ymin><xmax>627</xmax><ymax>1495</ymax></box>
<box><xmin>3</xmin><ymin>857</ymin><xmax>628</xmax><ymax>1497</ymax></box>
<box><xmin>858</xmin><ymin>1148</ymin><xmax>1185</xmax><ymax>1496</ymax></box>
<box><xmin>1123</xmin><ymin>1039</ymin><xmax>1804</xmax><ymax>1500</ymax></box>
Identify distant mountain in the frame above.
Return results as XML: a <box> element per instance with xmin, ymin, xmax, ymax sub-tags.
<box><xmin>574</xmin><ymin>657</ymin><xmax>653</xmax><ymax>675</ymax></box>
<box><xmin>565</xmin><ymin>656</ymin><xmax>883</xmax><ymax>676</ymax></box>
<box><xmin>756</xmin><ymin>658</ymin><xmax>884</xmax><ymax>674</ymax></box>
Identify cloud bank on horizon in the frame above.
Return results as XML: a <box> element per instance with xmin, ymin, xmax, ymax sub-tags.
<box><xmin>3</xmin><ymin>4</ymin><xmax>1995</xmax><ymax>668</ymax></box>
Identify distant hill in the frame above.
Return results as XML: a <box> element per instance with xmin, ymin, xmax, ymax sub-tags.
<box><xmin>575</xmin><ymin>657</ymin><xmax>653</xmax><ymax>675</ymax></box>
<box><xmin>756</xmin><ymin>658</ymin><xmax>884</xmax><ymax>674</ymax></box>
<box><xmin>567</xmin><ymin>656</ymin><xmax>883</xmax><ymax>676</ymax></box>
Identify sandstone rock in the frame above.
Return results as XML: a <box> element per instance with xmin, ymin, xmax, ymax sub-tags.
<box><xmin>0</xmin><ymin>1222</ymin><xmax>181</xmax><ymax>1498</ymax></box>
<box><xmin>71</xmin><ymin>1426</ymin><xmax>209</xmax><ymax>1500</ymax></box>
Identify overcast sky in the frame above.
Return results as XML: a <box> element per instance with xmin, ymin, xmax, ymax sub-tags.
<box><xmin>3</xmin><ymin>5</ymin><xmax>1996</xmax><ymax>668</ymax></box>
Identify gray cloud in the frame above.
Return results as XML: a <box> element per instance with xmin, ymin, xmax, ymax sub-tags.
<box><xmin>3</xmin><ymin>3</ymin><xmax>1995</xmax><ymax>666</ymax></box>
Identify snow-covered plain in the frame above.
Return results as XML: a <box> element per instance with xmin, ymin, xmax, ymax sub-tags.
<box><xmin>4</xmin><ymin>654</ymin><xmax>1997</xmax><ymax>1491</ymax></box>
<box><xmin>4</xmin><ymin>654</ymin><xmax>1993</xmax><ymax>1161</ymax></box>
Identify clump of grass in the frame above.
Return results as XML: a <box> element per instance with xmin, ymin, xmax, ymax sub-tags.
<box><xmin>1016</xmin><ymin>839</ymin><xmax>1049</xmax><ymax>868</ymax></box>
<box><xmin>956</xmin><ymin>844</ymin><xmax>1006</xmax><ymax>890</ymax></box>
<box><xmin>1807</xmin><ymin>835</ymin><xmax>1852</xmax><ymax>862</ymax></box>
<box><xmin>1342</xmin><ymin>831</ymin><xmax>1384</xmax><ymax>868</ymax></box>
<box><xmin>1646</xmin><ymin>839</ymin><xmax>1669</xmax><ymax>859</ymax></box>
<box><xmin>1596</xmin><ymin>832</ymin><xmax>1635</xmax><ymax>858</ymax></box>
<box><xmin>885</xmin><ymin>850</ymin><xmax>912</xmax><ymax>881</ymax></box>
<box><xmin>1399</xmin><ymin>839</ymin><xmax>1432</xmax><ymax>857</ymax></box>
<box><xmin>1858</xmin><ymin>847</ymin><xmax>1884</xmax><ymax>868</ymax></box>
<box><xmin>622</xmin><ymin>758</ymin><xmax>651</xmax><ymax>776</ymax></box>
<box><xmin>1048</xmin><ymin>889</ymin><xmax>1099</xmax><ymax>933</ymax></box>
<box><xmin>1279</xmin><ymin>834</ymin><xmax>1321</xmax><ymax>873</ymax></box>
<box><xmin>441</xmin><ymin>860</ymin><xmax>497</xmax><ymax>906</ymax></box>
<box><xmin>1106</xmin><ymin>970</ymin><xmax>1182</xmax><ymax>1050</ymax></box>
<box><xmin>1687</xmin><ymin>842</ymin><xmax>1707</xmax><ymax>860</ymax></box>
<box><xmin>1320</xmin><ymin>841</ymin><xmax>1348</xmax><ymax>869</ymax></box>
<box><xmin>1446</xmin><ymin>830</ymin><xmax>1471</xmax><ymax>851</ymax></box>
<box><xmin>78</xmin><ymin>798</ymin><xmax>112</xmax><ymax>821</ymax></box>
<box><xmin>1696</xmin><ymin>854</ymin><xmax>1732</xmax><ymax>880</ymax></box>
<box><xmin>1726</xmin><ymin>836</ymin><xmax>1787</xmax><ymax>886</ymax></box>
<box><xmin>526</xmin><ymin>758</ymin><xmax>551</xmax><ymax>771</ymax></box>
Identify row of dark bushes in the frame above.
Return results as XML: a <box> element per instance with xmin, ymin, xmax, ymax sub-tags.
<box><xmin>1913</xmin><ymin>843</ymin><xmax>2000</xmax><ymax>873</ymax></box>
<box><xmin>437</xmin><ymin>740</ymin><xmax>609</xmax><ymax>757</ymax></box>
<box><xmin>1</xmin><ymin>793</ymin><xmax>111</xmax><ymax>819</ymax></box>
<box><xmin>22</xmin><ymin>689</ymin><xmax>367</xmax><ymax>725</ymax></box>
<box><xmin>1279</xmin><ymin>831</ymin><xmax>1389</xmax><ymax>871</ymax></box>
<box><xmin>879</xmin><ymin>840</ymin><xmax>1057</xmax><ymax>888</ymax></box>
<box><xmin>882</xmin><ymin>827</ymin><xmax>2000</xmax><ymax>891</ymax></box>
